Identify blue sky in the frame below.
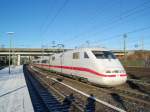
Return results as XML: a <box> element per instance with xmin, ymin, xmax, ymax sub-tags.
<box><xmin>0</xmin><ymin>0</ymin><xmax>150</xmax><ymax>50</ymax></box>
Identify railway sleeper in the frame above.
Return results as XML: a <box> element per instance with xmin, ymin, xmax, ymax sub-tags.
<box><xmin>30</xmin><ymin>67</ymin><xmax>85</xmax><ymax>112</ymax></box>
<box><xmin>31</xmin><ymin>66</ymin><xmax>150</xmax><ymax>112</ymax></box>
<box><xmin>25</xmin><ymin>68</ymin><xmax>67</xmax><ymax>112</ymax></box>
<box><xmin>29</xmin><ymin>68</ymin><xmax>84</xmax><ymax>112</ymax></box>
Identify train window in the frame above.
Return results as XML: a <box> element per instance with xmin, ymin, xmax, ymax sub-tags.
<box><xmin>52</xmin><ymin>56</ymin><xmax>55</xmax><ymax>61</ymax></box>
<box><xmin>92</xmin><ymin>51</ymin><xmax>116</xmax><ymax>59</ymax></box>
<box><xmin>84</xmin><ymin>52</ymin><xmax>89</xmax><ymax>58</ymax></box>
<box><xmin>73</xmin><ymin>52</ymin><xmax>80</xmax><ymax>59</ymax></box>
<box><xmin>103</xmin><ymin>51</ymin><xmax>116</xmax><ymax>59</ymax></box>
<box><xmin>42</xmin><ymin>60</ymin><xmax>48</xmax><ymax>63</ymax></box>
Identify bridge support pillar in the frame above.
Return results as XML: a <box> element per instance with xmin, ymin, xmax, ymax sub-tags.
<box><xmin>29</xmin><ymin>56</ymin><xmax>33</xmax><ymax>63</ymax></box>
<box><xmin>17</xmin><ymin>54</ymin><xmax>21</xmax><ymax>66</ymax></box>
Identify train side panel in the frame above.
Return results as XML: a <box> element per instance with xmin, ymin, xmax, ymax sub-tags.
<box><xmin>34</xmin><ymin>48</ymin><xmax>127</xmax><ymax>86</ymax></box>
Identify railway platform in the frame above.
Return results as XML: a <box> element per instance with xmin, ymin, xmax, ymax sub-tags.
<box><xmin>0</xmin><ymin>65</ymin><xmax>34</xmax><ymax>112</ymax></box>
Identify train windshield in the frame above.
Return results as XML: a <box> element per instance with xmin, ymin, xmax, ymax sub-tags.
<box><xmin>92</xmin><ymin>51</ymin><xmax>116</xmax><ymax>59</ymax></box>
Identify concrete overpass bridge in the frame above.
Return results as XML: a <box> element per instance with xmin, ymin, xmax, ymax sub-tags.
<box><xmin>0</xmin><ymin>48</ymin><xmax>69</xmax><ymax>65</ymax></box>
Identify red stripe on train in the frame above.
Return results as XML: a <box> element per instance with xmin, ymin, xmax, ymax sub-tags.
<box><xmin>36</xmin><ymin>64</ymin><xmax>127</xmax><ymax>77</ymax></box>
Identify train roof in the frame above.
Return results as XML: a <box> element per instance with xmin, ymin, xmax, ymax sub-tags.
<box><xmin>65</xmin><ymin>48</ymin><xmax>109</xmax><ymax>53</ymax></box>
<box><xmin>75</xmin><ymin>47</ymin><xmax>109</xmax><ymax>51</ymax></box>
<box><xmin>50</xmin><ymin>47</ymin><xmax>110</xmax><ymax>56</ymax></box>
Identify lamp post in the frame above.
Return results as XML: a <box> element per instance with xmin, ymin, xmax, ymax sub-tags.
<box><xmin>7</xmin><ymin>32</ymin><xmax>14</xmax><ymax>74</ymax></box>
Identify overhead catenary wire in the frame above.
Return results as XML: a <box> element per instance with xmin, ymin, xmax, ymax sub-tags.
<box><xmin>75</xmin><ymin>0</ymin><xmax>120</xmax><ymax>30</ymax></box>
<box><xmin>75</xmin><ymin>8</ymin><xmax>150</xmax><ymax>48</ymax></box>
<box><xmin>128</xmin><ymin>36</ymin><xmax>150</xmax><ymax>49</ymax></box>
<box><xmin>77</xmin><ymin>25</ymin><xmax>150</xmax><ymax>49</ymax></box>
<box><xmin>91</xmin><ymin>3</ymin><xmax>150</xmax><ymax>38</ymax></box>
<box><xmin>65</xmin><ymin>0</ymin><xmax>119</xmax><ymax>40</ymax></box>
<box><xmin>39</xmin><ymin>0</ymin><xmax>56</xmax><ymax>36</ymax></box>
<box><xmin>99</xmin><ymin>6</ymin><xmax>149</xmax><ymax>41</ymax></box>
<box><xmin>93</xmin><ymin>1</ymin><xmax>150</xmax><ymax>37</ymax></box>
<box><xmin>41</xmin><ymin>0</ymin><xmax>69</xmax><ymax>37</ymax></box>
<box><xmin>96</xmin><ymin>25</ymin><xmax>150</xmax><ymax>44</ymax></box>
<box><xmin>65</xmin><ymin>0</ymin><xmax>150</xmax><ymax>42</ymax></box>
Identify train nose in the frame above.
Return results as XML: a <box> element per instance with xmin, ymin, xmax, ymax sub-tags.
<box><xmin>103</xmin><ymin>75</ymin><xmax>127</xmax><ymax>86</ymax></box>
<box><xmin>103</xmin><ymin>69</ymin><xmax>127</xmax><ymax>86</ymax></box>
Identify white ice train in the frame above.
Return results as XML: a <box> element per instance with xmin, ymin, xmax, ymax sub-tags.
<box><xmin>33</xmin><ymin>48</ymin><xmax>127</xmax><ymax>86</ymax></box>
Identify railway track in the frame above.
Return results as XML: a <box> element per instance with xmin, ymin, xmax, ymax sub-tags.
<box><xmin>125</xmin><ymin>67</ymin><xmax>150</xmax><ymax>83</ymax></box>
<box><xmin>128</xmin><ymin>79</ymin><xmax>150</xmax><ymax>87</ymax></box>
<box><xmin>109</xmin><ymin>87</ymin><xmax>150</xmax><ymax>104</ymax></box>
<box><xmin>24</xmin><ymin>65</ymin><xmax>80</xmax><ymax>112</ymax></box>
<box><xmin>34</xmin><ymin>66</ymin><xmax>150</xmax><ymax>104</ymax></box>
<box><xmin>24</xmin><ymin>68</ymin><xmax>50</xmax><ymax>112</ymax></box>
<box><xmin>126</xmin><ymin>68</ymin><xmax>150</xmax><ymax>93</ymax></box>
<box><xmin>30</xmin><ymin>66</ymin><xmax>127</xmax><ymax>112</ymax></box>
<box><xmin>31</xmin><ymin>66</ymin><xmax>150</xmax><ymax>112</ymax></box>
<box><xmin>26</xmin><ymin>65</ymin><xmax>84</xmax><ymax>112</ymax></box>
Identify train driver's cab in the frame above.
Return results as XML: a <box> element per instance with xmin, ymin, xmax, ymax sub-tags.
<box><xmin>92</xmin><ymin>51</ymin><xmax>116</xmax><ymax>59</ymax></box>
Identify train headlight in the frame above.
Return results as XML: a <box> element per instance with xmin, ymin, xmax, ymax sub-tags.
<box><xmin>106</xmin><ymin>70</ymin><xmax>125</xmax><ymax>74</ymax></box>
<box><xmin>106</xmin><ymin>70</ymin><xmax>111</xmax><ymax>73</ymax></box>
<box><xmin>112</xmin><ymin>70</ymin><xmax>119</xmax><ymax>73</ymax></box>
